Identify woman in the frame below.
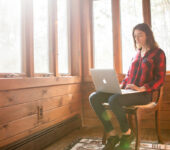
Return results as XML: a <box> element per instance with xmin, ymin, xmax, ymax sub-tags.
<box><xmin>89</xmin><ymin>23</ymin><xmax>166</xmax><ymax>150</ymax></box>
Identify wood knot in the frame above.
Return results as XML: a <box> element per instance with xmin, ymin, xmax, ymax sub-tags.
<box><xmin>8</xmin><ymin>98</ymin><xmax>13</xmax><ymax>102</ymax></box>
<box><xmin>42</xmin><ymin>90</ymin><xmax>47</xmax><ymax>95</ymax></box>
<box><xmin>58</xmin><ymin>97</ymin><xmax>63</xmax><ymax>107</ymax></box>
<box><xmin>69</xmin><ymin>105</ymin><xmax>73</xmax><ymax>113</ymax></box>
<box><xmin>3</xmin><ymin>124</ymin><xmax>8</xmax><ymax>129</ymax></box>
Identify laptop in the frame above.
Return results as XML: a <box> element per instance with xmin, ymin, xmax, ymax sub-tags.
<box><xmin>90</xmin><ymin>69</ymin><xmax>139</xmax><ymax>94</ymax></box>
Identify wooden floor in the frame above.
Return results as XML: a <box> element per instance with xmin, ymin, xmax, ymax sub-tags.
<box><xmin>43</xmin><ymin>127</ymin><xmax>102</xmax><ymax>150</ymax></box>
<box><xmin>43</xmin><ymin>127</ymin><xmax>170</xmax><ymax>150</ymax></box>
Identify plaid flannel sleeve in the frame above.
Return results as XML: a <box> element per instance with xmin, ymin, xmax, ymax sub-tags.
<box><xmin>144</xmin><ymin>50</ymin><xmax>166</xmax><ymax>92</ymax></box>
<box><xmin>121</xmin><ymin>70</ymin><xmax>130</xmax><ymax>89</ymax></box>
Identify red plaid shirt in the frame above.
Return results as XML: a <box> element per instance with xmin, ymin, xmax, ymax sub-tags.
<box><xmin>121</xmin><ymin>48</ymin><xmax>166</xmax><ymax>92</ymax></box>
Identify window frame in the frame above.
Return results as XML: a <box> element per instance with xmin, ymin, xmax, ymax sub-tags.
<box><xmin>90</xmin><ymin>0</ymin><xmax>122</xmax><ymax>73</ymax></box>
<box><xmin>0</xmin><ymin>0</ymin><xmax>82</xmax><ymax>90</ymax></box>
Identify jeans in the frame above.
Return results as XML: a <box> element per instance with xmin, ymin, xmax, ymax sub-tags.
<box><xmin>89</xmin><ymin>92</ymin><xmax>152</xmax><ymax>133</ymax></box>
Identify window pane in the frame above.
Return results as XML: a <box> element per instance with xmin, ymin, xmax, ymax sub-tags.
<box><xmin>120</xmin><ymin>0</ymin><xmax>143</xmax><ymax>73</ymax></box>
<box><xmin>33</xmin><ymin>0</ymin><xmax>50</xmax><ymax>73</ymax></box>
<box><xmin>151</xmin><ymin>0</ymin><xmax>170</xmax><ymax>71</ymax></box>
<box><xmin>0</xmin><ymin>0</ymin><xmax>22</xmax><ymax>73</ymax></box>
<box><xmin>57</xmin><ymin>0</ymin><xmax>69</xmax><ymax>74</ymax></box>
<box><xmin>93</xmin><ymin>0</ymin><xmax>113</xmax><ymax>69</ymax></box>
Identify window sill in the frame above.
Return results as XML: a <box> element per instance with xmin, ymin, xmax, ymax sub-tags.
<box><xmin>0</xmin><ymin>76</ymin><xmax>81</xmax><ymax>91</ymax></box>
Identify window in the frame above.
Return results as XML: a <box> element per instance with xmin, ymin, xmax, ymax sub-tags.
<box><xmin>120</xmin><ymin>0</ymin><xmax>143</xmax><ymax>73</ymax></box>
<box><xmin>57</xmin><ymin>0</ymin><xmax>69</xmax><ymax>74</ymax></box>
<box><xmin>0</xmin><ymin>0</ymin><xmax>22</xmax><ymax>73</ymax></box>
<box><xmin>33</xmin><ymin>0</ymin><xmax>50</xmax><ymax>73</ymax></box>
<box><xmin>151</xmin><ymin>0</ymin><xmax>170</xmax><ymax>71</ymax></box>
<box><xmin>92</xmin><ymin>0</ymin><xmax>113</xmax><ymax>69</ymax></box>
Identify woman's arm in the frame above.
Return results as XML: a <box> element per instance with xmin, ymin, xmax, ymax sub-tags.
<box><xmin>126</xmin><ymin>84</ymin><xmax>146</xmax><ymax>92</ymax></box>
<box><xmin>143</xmin><ymin>50</ymin><xmax>166</xmax><ymax>92</ymax></box>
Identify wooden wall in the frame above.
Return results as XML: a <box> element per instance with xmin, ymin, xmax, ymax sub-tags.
<box><xmin>0</xmin><ymin>83</ymin><xmax>82</xmax><ymax>147</ymax></box>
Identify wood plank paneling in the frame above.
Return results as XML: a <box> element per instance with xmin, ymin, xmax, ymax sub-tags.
<box><xmin>41</xmin><ymin>102</ymin><xmax>81</xmax><ymax>124</ymax></box>
<box><xmin>160</xmin><ymin>121</ymin><xmax>170</xmax><ymax>129</ymax></box>
<box><xmin>0</xmin><ymin>115</ymin><xmax>81</xmax><ymax>150</ymax></box>
<box><xmin>0</xmin><ymin>84</ymin><xmax>81</xmax><ymax>108</ymax></box>
<box><xmin>160</xmin><ymin>111</ymin><xmax>170</xmax><ymax>121</ymax></box>
<box><xmin>160</xmin><ymin>103</ymin><xmax>170</xmax><ymax>111</ymax></box>
<box><xmin>0</xmin><ymin>101</ymin><xmax>38</xmax><ymax>125</ymax></box>
<box><xmin>0</xmin><ymin>113</ymin><xmax>79</xmax><ymax>147</ymax></box>
<box><xmin>0</xmin><ymin>76</ymin><xmax>81</xmax><ymax>91</ymax></box>
<box><xmin>0</xmin><ymin>93</ymin><xmax>82</xmax><ymax>125</ymax></box>
<box><xmin>0</xmin><ymin>102</ymin><xmax>81</xmax><ymax>146</ymax></box>
<box><xmin>83</xmin><ymin>117</ymin><xmax>102</xmax><ymax>128</ymax></box>
<box><xmin>0</xmin><ymin>83</ymin><xmax>82</xmax><ymax>147</ymax></box>
<box><xmin>0</xmin><ymin>114</ymin><xmax>38</xmax><ymax>141</ymax></box>
<box><xmin>42</xmin><ymin>93</ymin><xmax>82</xmax><ymax>111</ymax></box>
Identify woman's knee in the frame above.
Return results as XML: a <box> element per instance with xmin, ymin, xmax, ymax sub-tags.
<box><xmin>108</xmin><ymin>94</ymin><xmax>121</xmax><ymax>106</ymax></box>
<box><xmin>89</xmin><ymin>92</ymin><xmax>98</xmax><ymax>104</ymax></box>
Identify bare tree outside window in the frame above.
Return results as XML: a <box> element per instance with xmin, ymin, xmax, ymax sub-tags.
<box><xmin>93</xmin><ymin>0</ymin><xmax>113</xmax><ymax>69</ymax></box>
<box><xmin>120</xmin><ymin>0</ymin><xmax>143</xmax><ymax>74</ymax></box>
<box><xmin>57</xmin><ymin>0</ymin><xmax>69</xmax><ymax>74</ymax></box>
<box><xmin>151</xmin><ymin>0</ymin><xmax>170</xmax><ymax>71</ymax></box>
<box><xmin>33</xmin><ymin>0</ymin><xmax>50</xmax><ymax>73</ymax></box>
<box><xmin>0</xmin><ymin>0</ymin><xmax>21</xmax><ymax>73</ymax></box>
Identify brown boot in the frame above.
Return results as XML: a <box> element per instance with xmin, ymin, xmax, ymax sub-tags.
<box><xmin>115</xmin><ymin>133</ymin><xmax>134</xmax><ymax>150</ymax></box>
<box><xmin>102</xmin><ymin>135</ymin><xmax>120</xmax><ymax>150</ymax></box>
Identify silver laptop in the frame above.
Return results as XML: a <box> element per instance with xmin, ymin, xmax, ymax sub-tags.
<box><xmin>90</xmin><ymin>69</ymin><xmax>139</xmax><ymax>94</ymax></box>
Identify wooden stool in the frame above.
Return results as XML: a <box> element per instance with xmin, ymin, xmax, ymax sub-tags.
<box><xmin>102</xmin><ymin>86</ymin><xmax>164</xmax><ymax>150</ymax></box>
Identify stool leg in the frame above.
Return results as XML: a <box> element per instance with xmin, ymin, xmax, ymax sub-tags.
<box><xmin>102</xmin><ymin>130</ymin><xmax>107</xmax><ymax>145</ymax></box>
<box><xmin>127</xmin><ymin>114</ymin><xmax>135</xmax><ymax>135</ymax></box>
<box><xmin>155</xmin><ymin>110</ymin><xmax>163</xmax><ymax>144</ymax></box>
<box><xmin>135</xmin><ymin>112</ymin><xmax>141</xmax><ymax>150</ymax></box>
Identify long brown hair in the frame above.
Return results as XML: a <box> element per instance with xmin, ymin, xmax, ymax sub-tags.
<box><xmin>132</xmin><ymin>23</ymin><xmax>159</xmax><ymax>50</ymax></box>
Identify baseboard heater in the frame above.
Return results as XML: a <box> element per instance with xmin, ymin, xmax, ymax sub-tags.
<box><xmin>1</xmin><ymin>114</ymin><xmax>82</xmax><ymax>150</ymax></box>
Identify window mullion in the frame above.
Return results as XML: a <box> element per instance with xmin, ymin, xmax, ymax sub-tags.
<box><xmin>68</xmin><ymin>0</ymin><xmax>82</xmax><ymax>76</ymax></box>
<box><xmin>112</xmin><ymin>0</ymin><xmax>122</xmax><ymax>74</ymax></box>
<box><xmin>142</xmin><ymin>0</ymin><xmax>151</xmax><ymax>26</ymax></box>
<box><xmin>23</xmin><ymin>0</ymin><xmax>34</xmax><ymax>77</ymax></box>
<box><xmin>49</xmin><ymin>0</ymin><xmax>58</xmax><ymax>76</ymax></box>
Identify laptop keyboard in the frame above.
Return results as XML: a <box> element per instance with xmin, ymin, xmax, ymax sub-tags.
<box><xmin>121</xmin><ymin>89</ymin><xmax>139</xmax><ymax>94</ymax></box>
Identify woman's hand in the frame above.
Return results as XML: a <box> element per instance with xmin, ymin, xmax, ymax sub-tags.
<box><xmin>125</xmin><ymin>84</ymin><xmax>146</xmax><ymax>92</ymax></box>
<box><xmin>120</xmin><ymin>84</ymin><xmax>123</xmax><ymax>89</ymax></box>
